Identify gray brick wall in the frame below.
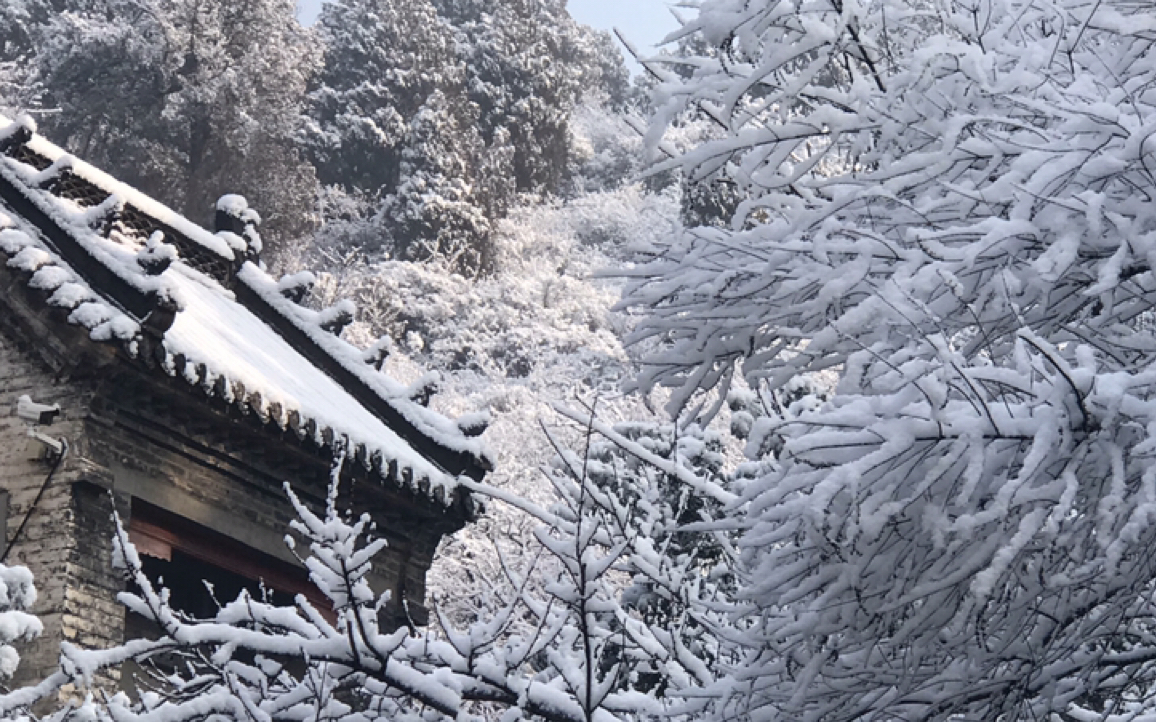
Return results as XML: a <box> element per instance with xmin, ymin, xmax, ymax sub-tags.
<box><xmin>0</xmin><ymin>325</ymin><xmax>120</xmax><ymax>687</ymax></box>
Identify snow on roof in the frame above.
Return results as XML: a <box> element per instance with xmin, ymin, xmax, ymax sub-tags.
<box><xmin>0</xmin><ymin>114</ymin><xmax>490</xmax><ymax>508</ymax></box>
<box><xmin>237</xmin><ymin>265</ymin><xmax>491</xmax><ymax>463</ymax></box>
<box><xmin>0</xmin><ymin>145</ymin><xmax>185</xmax><ymax>311</ymax></box>
<box><xmin>0</xmin><ymin>215</ymin><xmax>142</xmax><ymax>345</ymax></box>
<box><xmin>163</xmin><ymin>267</ymin><xmax>453</xmax><ymax>497</ymax></box>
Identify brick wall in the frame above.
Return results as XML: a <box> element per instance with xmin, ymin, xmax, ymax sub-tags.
<box><xmin>0</xmin><ymin>323</ymin><xmax>123</xmax><ymax>687</ymax></box>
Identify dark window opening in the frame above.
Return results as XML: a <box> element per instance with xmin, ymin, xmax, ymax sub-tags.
<box><xmin>124</xmin><ymin>551</ymin><xmax>301</xmax><ymax>641</ymax></box>
<box><xmin>122</xmin><ymin>501</ymin><xmax>327</xmax><ymax>692</ymax></box>
<box><xmin>125</xmin><ymin>500</ymin><xmax>331</xmax><ymax>637</ymax></box>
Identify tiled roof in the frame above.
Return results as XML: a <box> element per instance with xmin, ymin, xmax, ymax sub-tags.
<box><xmin>0</xmin><ymin>114</ymin><xmax>491</xmax><ymax>509</ymax></box>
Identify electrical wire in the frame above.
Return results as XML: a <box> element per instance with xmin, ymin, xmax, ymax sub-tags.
<box><xmin>1</xmin><ymin>438</ymin><xmax>69</xmax><ymax>564</ymax></box>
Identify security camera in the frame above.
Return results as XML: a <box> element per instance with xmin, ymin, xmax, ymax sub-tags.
<box><xmin>25</xmin><ymin>429</ymin><xmax>63</xmax><ymax>461</ymax></box>
<box><xmin>17</xmin><ymin>395</ymin><xmax>60</xmax><ymax>425</ymax></box>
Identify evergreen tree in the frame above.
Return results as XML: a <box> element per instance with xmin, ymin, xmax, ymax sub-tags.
<box><xmin>306</xmin><ymin>0</ymin><xmax>456</xmax><ymax>195</ymax></box>
<box><xmin>435</xmin><ymin>0</ymin><xmax>595</xmax><ymax>195</ymax></box>
<box><xmin>383</xmin><ymin>89</ymin><xmax>512</xmax><ymax>273</ymax></box>
<box><xmin>305</xmin><ymin>0</ymin><xmax>633</xmax><ymax>273</ymax></box>
<box><xmin>306</xmin><ymin>0</ymin><xmax>503</xmax><ymax>272</ymax></box>
<box><xmin>32</xmin><ymin>0</ymin><xmax>319</xmax><ymax>251</ymax></box>
<box><xmin>0</xmin><ymin>0</ymin><xmax>46</xmax><ymax>113</ymax></box>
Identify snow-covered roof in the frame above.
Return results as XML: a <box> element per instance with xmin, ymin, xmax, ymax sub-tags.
<box><xmin>0</xmin><ymin>114</ymin><xmax>491</xmax><ymax>509</ymax></box>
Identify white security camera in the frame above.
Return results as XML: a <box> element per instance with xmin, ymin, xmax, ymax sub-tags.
<box><xmin>16</xmin><ymin>395</ymin><xmax>60</xmax><ymax>426</ymax></box>
<box><xmin>25</xmin><ymin>430</ymin><xmax>63</xmax><ymax>461</ymax></box>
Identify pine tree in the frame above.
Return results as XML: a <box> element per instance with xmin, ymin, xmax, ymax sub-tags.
<box><xmin>383</xmin><ymin>89</ymin><xmax>512</xmax><ymax>274</ymax></box>
<box><xmin>306</xmin><ymin>0</ymin><xmax>456</xmax><ymax>195</ymax></box>
<box><xmin>435</xmin><ymin>0</ymin><xmax>594</xmax><ymax>195</ymax></box>
<box><xmin>32</xmin><ymin>0</ymin><xmax>319</xmax><ymax>251</ymax></box>
<box><xmin>304</xmin><ymin>0</ymin><xmax>634</xmax><ymax>272</ymax></box>
<box><xmin>0</xmin><ymin>0</ymin><xmax>47</xmax><ymax>113</ymax></box>
<box><xmin>306</xmin><ymin>0</ymin><xmax>507</xmax><ymax>272</ymax></box>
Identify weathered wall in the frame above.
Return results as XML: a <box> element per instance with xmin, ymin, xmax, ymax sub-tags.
<box><xmin>85</xmin><ymin>369</ymin><xmax>455</xmax><ymax>625</ymax></box>
<box><xmin>0</xmin><ymin>322</ymin><xmax>124</xmax><ymax>688</ymax></box>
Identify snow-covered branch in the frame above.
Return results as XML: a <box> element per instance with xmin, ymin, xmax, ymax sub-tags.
<box><xmin>621</xmin><ymin>0</ymin><xmax>1156</xmax><ymax>719</ymax></box>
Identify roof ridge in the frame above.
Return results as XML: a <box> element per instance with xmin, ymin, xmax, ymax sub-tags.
<box><xmin>234</xmin><ymin>266</ymin><xmax>490</xmax><ymax>480</ymax></box>
<box><xmin>0</xmin><ymin>145</ymin><xmax>177</xmax><ymax>335</ymax></box>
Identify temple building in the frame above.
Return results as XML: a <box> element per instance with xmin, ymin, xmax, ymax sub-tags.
<box><xmin>0</xmin><ymin>114</ymin><xmax>490</xmax><ymax>686</ymax></box>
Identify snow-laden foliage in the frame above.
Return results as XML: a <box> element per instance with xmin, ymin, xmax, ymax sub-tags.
<box><xmin>0</xmin><ymin>564</ymin><xmax>53</xmax><ymax>722</ymax></box>
<box><xmin>0</xmin><ymin>0</ymin><xmax>41</xmax><ymax>116</ymax></box>
<box><xmin>0</xmin><ymin>564</ymin><xmax>40</xmax><ymax>681</ymax></box>
<box><xmin>2</xmin><ymin>0</ymin><xmax>641</xmax><ymax>269</ymax></box>
<box><xmin>383</xmin><ymin>89</ymin><xmax>510</xmax><ymax>272</ymax></box>
<box><xmin>568</xmin><ymin>95</ymin><xmax>648</xmax><ymax>196</ymax></box>
<box><xmin>576</xmin><ymin>418</ymin><xmax>738</xmax><ymax>697</ymax></box>
<box><xmin>621</xmin><ymin>0</ymin><xmax>1156</xmax><ymax>719</ymax></box>
<box><xmin>306</xmin><ymin>0</ymin><xmax>457</xmax><ymax>195</ymax></box>
<box><xmin>304</xmin><ymin>0</ymin><xmax>632</xmax><ymax>274</ymax></box>
<box><xmin>433</xmin><ymin>0</ymin><xmax>599</xmax><ymax>195</ymax></box>
<box><xmin>25</xmin><ymin>0</ymin><xmax>320</xmax><ymax>249</ymax></box>
<box><xmin>277</xmin><ymin>183</ymin><xmax>685</xmax><ymax>638</ymax></box>
<box><xmin>306</xmin><ymin>0</ymin><xmax>508</xmax><ymax>272</ymax></box>
<box><xmin>301</xmin><ymin>184</ymin><xmax>678</xmax><ymax>475</ymax></box>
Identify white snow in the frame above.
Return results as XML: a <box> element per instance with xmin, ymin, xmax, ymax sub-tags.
<box><xmin>0</xmin><ymin>210</ymin><xmax>141</xmax><ymax>341</ymax></box>
<box><xmin>276</xmin><ymin>271</ymin><xmax>316</xmax><ymax>296</ymax></box>
<box><xmin>0</xmin><ymin>157</ymin><xmax>184</xmax><ymax>309</ymax></box>
<box><xmin>161</xmin><ymin>266</ymin><xmax>459</xmax><ymax>499</ymax></box>
<box><xmin>215</xmin><ymin>194</ymin><xmax>250</xmax><ymax>216</ymax></box>
<box><xmin>239</xmin><ymin>264</ymin><xmax>492</xmax><ymax>464</ymax></box>
<box><xmin>0</xmin><ymin>115</ymin><xmax>34</xmax><ymax>143</ymax></box>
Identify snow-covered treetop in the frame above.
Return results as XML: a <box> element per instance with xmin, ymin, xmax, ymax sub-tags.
<box><xmin>0</xmin><ymin>113</ymin><xmax>491</xmax><ymax>507</ymax></box>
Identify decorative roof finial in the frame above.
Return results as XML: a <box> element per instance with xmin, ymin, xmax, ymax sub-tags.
<box><xmin>136</xmin><ymin>231</ymin><xmax>178</xmax><ymax>276</ymax></box>
<box><xmin>318</xmin><ymin>299</ymin><xmax>356</xmax><ymax>336</ymax></box>
<box><xmin>276</xmin><ymin>271</ymin><xmax>316</xmax><ymax>303</ymax></box>
<box><xmin>214</xmin><ymin>194</ymin><xmax>263</xmax><ymax>263</ymax></box>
